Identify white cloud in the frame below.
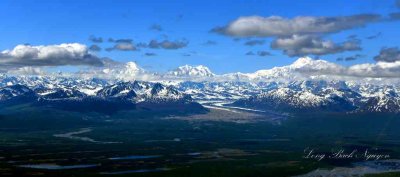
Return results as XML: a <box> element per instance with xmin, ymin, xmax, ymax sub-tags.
<box><xmin>0</xmin><ymin>43</ymin><xmax>105</xmax><ymax>68</ymax></box>
<box><xmin>288</xmin><ymin>57</ymin><xmax>400</xmax><ymax>79</ymax></box>
<box><xmin>211</xmin><ymin>14</ymin><xmax>388</xmax><ymax>57</ymax></box>
<box><xmin>373</xmin><ymin>47</ymin><xmax>400</xmax><ymax>62</ymax></box>
<box><xmin>75</xmin><ymin>57</ymin><xmax>400</xmax><ymax>83</ymax></box>
<box><xmin>148</xmin><ymin>39</ymin><xmax>188</xmax><ymax>49</ymax></box>
<box><xmin>3</xmin><ymin>54</ymin><xmax>400</xmax><ymax>83</ymax></box>
<box><xmin>346</xmin><ymin>61</ymin><xmax>400</xmax><ymax>78</ymax></box>
<box><xmin>106</xmin><ymin>43</ymin><xmax>137</xmax><ymax>51</ymax></box>
<box><xmin>7</xmin><ymin>66</ymin><xmax>47</xmax><ymax>75</ymax></box>
<box><xmin>271</xmin><ymin>35</ymin><xmax>361</xmax><ymax>56</ymax></box>
<box><xmin>77</xmin><ymin>61</ymin><xmax>159</xmax><ymax>81</ymax></box>
<box><xmin>212</xmin><ymin>14</ymin><xmax>381</xmax><ymax>37</ymax></box>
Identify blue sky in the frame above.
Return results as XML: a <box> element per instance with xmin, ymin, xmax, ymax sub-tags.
<box><xmin>0</xmin><ymin>0</ymin><xmax>400</xmax><ymax>74</ymax></box>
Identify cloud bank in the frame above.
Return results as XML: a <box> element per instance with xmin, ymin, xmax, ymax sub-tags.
<box><xmin>7</xmin><ymin>66</ymin><xmax>47</xmax><ymax>75</ymax></box>
<box><xmin>290</xmin><ymin>57</ymin><xmax>400</xmax><ymax>79</ymax></box>
<box><xmin>106</xmin><ymin>43</ymin><xmax>137</xmax><ymax>51</ymax></box>
<box><xmin>147</xmin><ymin>39</ymin><xmax>188</xmax><ymax>49</ymax></box>
<box><xmin>0</xmin><ymin>43</ymin><xmax>106</xmax><ymax>68</ymax></box>
<box><xmin>89</xmin><ymin>36</ymin><xmax>103</xmax><ymax>43</ymax></box>
<box><xmin>337</xmin><ymin>54</ymin><xmax>364</xmax><ymax>61</ymax></box>
<box><xmin>212</xmin><ymin>14</ymin><xmax>381</xmax><ymax>37</ymax></box>
<box><xmin>374</xmin><ymin>47</ymin><xmax>400</xmax><ymax>62</ymax></box>
<box><xmin>244</xmin><ymin>39</ymin><xmax>266</xmax><ymax>46</ymax></box>
<box><xmin>212</xmin><ymin>13</ymin><xmax>397</xmax><ymax>57</ymax></box>
<box><xmin>271</xmin><ymin>35</ymin><xmax>361</xmax><ymax>56</ymax></box>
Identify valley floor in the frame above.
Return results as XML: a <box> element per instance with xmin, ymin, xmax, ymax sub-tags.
<box><xmin>0</xmin><ymin>105</ymin><xmax>400</xmax><ymax>177</ymax></box>
<box><xmin>166</xmin><ymin>101</ymin><xmax>275</xmax><ymax>123</ymax></box>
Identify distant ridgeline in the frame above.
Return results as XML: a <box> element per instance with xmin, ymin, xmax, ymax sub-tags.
<box><xmin>230</xmin><ymin>80</ymin><xmax>400</xmax><ymax>114</ymax></box>
<box><xmin>1</xmin><ymin>74</ymin><xmax>400</xmax><ymax>114</ymax></box>
<box><xmin>0</xmin><ymin>78</ymin><xmax>205</xmax><ymax>115</ymax></box>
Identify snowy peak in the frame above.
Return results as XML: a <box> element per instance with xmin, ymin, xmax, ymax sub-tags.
<box><xmin>123</xmin><ymin>62</ymin><xmax>141</xmax><ymax>73</ymax></box>
<box><xmin>79</xmin><ymin>61</ymin><xmax>146</xmax><ymax>81</ymax></box>
<box><xmin>1</xmin><ymin>74</ymin><xmax>400</xmax><ymax>113</ymax></box>
<box><xmin>96</xmin><ymin>81</ymin><xmax>188</xmax><ymax>103</ymax></box>
<box><xmin>0</xmin><ymin>84</ymin><xmax>37</xmax><ymax>101</ymax></box>
<box><xmin>223</xmin><ymin>57</ymin><xmax>345</xmax><ymax>82</ymax></box>
<box><xmin>168</xmin><ymin>65</ymin><xmax>215</xmax><ymax>77</ymax></box>
<box><xmin>289</xmin><ymin>57</ymin><xmax>343</xmax><ymax>71</ymax></box>
<box><xmin>4</xmin><ymin>57</ymin><xmax>400</xmax><ymax>83</ymax></box>
<box><xmin>112</xmin><ymin>62</ymin><xmax>144</xmax><ymax>80</ymax></box>
<box><xmin>290</xmin><ymin>57</ymin><xmax>317</xmax><ymax>68</ymax></box>
<box><xmin>40</xmin><ymin>88</ymin><xmax>86</xmax><ymax>99</ymax></box>
<box><xmin>0</xmin><ymin>79</ymin><xmax>193</xmax><ymax>109</ymax></box>
<box><xmin>232</xmin><ymin>80</ymin><xmax>400</xmax><ymax>113</ymax></box>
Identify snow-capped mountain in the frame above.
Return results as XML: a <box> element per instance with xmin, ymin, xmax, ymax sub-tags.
<box><xmin>0</xmin><ymin>79</ymin><xmax>197</xmax><ymax>114</ymax></box>
<box><xmin>219</xmin><ymin>57</ymin><xmax>342</xmax><ymax>82</ymax></box>
<box><xmin>38</xmin><ymin>88</ymin><xmax>87</xmax><ymax>99</ymax></box>
<box><xmin>1</xmin><ymin>74</ymin><xmax>400</xmax><ymax>113</ymax></box>
<box><xmin>0</xmin><ymin>84</ymin><xmax>37</xmax><ymax>101</ymax></box>
<box><xmin>1</xmin><ymin>57</ymin><xmax>400</xmax><ymax>113</ymax></box>
<box><xmin>232</xmin><ymin>80</ymin><xmax>400</xmax><ymax>113</ymax></box>
<box><xmin>158</xmin><ymin>57</ymin><xmax>399</xmax><ymax>84</ymax></box>
<box><xmin>356</xmin><ymin>86</ymin><xmax>400</xmax><ymax>113</ymax></box>
<box><xmin>97</xmin><ymin>81</ymin><xmax>190</xmax><ymax>103</ymax></box>
<box><xmin>175</xmin><ymin>81</ymin><xmax>274</xmax><ymax>101</ymax></box>
<box><xmin>167</xmin><ymin>65</ymin><xmax>215</xmax><ymax>78</ymax></box>
<box><xmin>10</xmin><ymin>57</ymin><xmax>397</xmax><ymax>84</ymax></box>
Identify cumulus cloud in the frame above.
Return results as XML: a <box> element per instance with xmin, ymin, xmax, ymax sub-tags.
<box><xmin>289</xmin><ymin>57</ymin><xmax>400</xmax><ymax>79</ymax></box>
<box><xmin>374</xmin><ymin>47</ymin><xmax>400</xmax><ymax>62</ymax></box>
<box><xmin>149</xmin><ymin>24</ymin><xmax>163</xmax><ymax>31</ymax></box>
<box><xmin>257</xmin><ymin>51</ymin><xmax>272</xmax><ymax>56</ymax></box>
<box><xmin>336</xmin><ymin>54</ymin><xmax>364</xmax><ymax>61</ymax></box>
<box><xmin>271</xmin><ymin>35</ymin><xmax>361</xmax><ymax>57</ymax></box>
<box><xmin>89</xmin><ymin>35</ymin><xmax>103</xmax><ymax>43</ymax></box>
<box><xmin>244</xmin><ymin>39</ymin><xmax>265</xmax><ymax>46</ymax></box>
<box><xmin>108</xmin><ymin>38</ymin><xmax>133</xmax><ymax>43</ymax></box>
<box><xmin>284</xmin><ymin>56</ymin><xmax>400</xmax><ymax>79</ymax></box>
<box><xmin>211</xmin><ymin>14</ymin><xmax>381</xmax><ymax>37</ymax></box>
<box><xmin>77</xmin><ymin>61</ymin><xmax>151</xmax><ymax>81</ymax></box>
<box><xmin>0</xmin><ymin>43</ymin><xmax>106</xmax><ymax>68</ymax></box>
<box><xmin>105</xmin><ymin>38</ymin><xmax>137</xmax><ymax>51</ymax></box>
<box><xmin>89</xmin><ymin>44</ymin><xmax>102</xmax><ymax>51</ymax></box>
<box><xmin>345</xmin><ymin>61</ymin><xmax>400</xmax><ymax>78</ymax></box>
<box><xmin>106</xmin><ymin>43</ymin><xmax>137</xmax><ymax>51</ymax></box>
<box><xmin>245</xmin><ymin>51</ymin><xmax>272</xmax><ymax>56</ymax></box>
<box><xmin>100</xmin><ymin>57</ymin><xmax>123</xmax><ymax>67</ymax></box>
<box><xmin>211</xmin><ymin>14</ymin><xmax>394</xmax><ymax>57</ymax></box>
<box><xmin>148</xmin><ymin>39</ymin><xmax>188</xmax><ymax>49</ymax></box>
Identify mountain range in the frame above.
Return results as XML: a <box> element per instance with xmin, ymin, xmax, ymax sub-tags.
<box><xmin>1</xmin><ymin>57</ymin><xmax>400</xmax><ymax>114</ymax></box>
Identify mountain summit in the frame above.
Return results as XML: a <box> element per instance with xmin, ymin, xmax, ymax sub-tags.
<box><xmin>168</xmin><ymin>65</ymin><xmax>215</xmax><ymax>77</ymax></box>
